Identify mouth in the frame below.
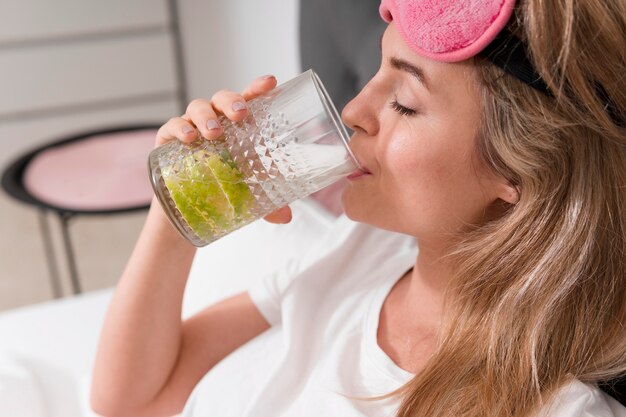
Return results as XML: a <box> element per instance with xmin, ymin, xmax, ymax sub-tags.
<box><xmin>346</xmin><ymin>164</ymin><xmax>372</xmax><ymax>180</ymax></box>
<box><xmin>346</xmin><ymin>144</ymin><xmax>372</xmax><ymax>180</ymax></box>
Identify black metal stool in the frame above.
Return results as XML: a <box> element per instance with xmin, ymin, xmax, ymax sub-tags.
<box><xmin>1</xmin><ymin>125</ymin><xmax>159</xmax><ymax>298</ymax></box>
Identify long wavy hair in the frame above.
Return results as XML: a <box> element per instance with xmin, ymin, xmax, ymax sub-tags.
<box><xmin>394</xmin><ymin>0</ymin><xmax>626</xmax><ymax>415</ymax></box>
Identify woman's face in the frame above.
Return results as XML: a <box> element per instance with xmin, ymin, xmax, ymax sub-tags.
<box><xmin>342</xmin><ymin>23</ymin><xmax>515</xmax><ymax>249</ymax></box>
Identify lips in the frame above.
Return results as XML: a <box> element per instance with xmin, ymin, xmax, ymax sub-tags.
<box><xmin>347</xmin><ymin>165</ymin><xmax>371</xmax><ymax>180</ymax></box>
<box><xmin>347</xmin><ymin>145</ymin><xmax>372</xmax><ymax>179</ymax></box>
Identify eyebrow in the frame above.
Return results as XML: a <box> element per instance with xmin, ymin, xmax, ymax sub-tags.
<box><xmin>379</xmin><ymin>34</ymin><xmax>430</xmax><ymax>91</ymax></box>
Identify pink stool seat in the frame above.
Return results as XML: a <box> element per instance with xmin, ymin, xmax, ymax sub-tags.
<box><xmin>23</xmin><ymin>130</ymin><xmax>156</xmax><ymax>212</ymax></box>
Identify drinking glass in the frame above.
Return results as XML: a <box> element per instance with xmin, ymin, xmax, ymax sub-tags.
<box><xmin>148</xmin><ymin>69</ymin><xmax>359</xmax><ymax>246</ymax></box>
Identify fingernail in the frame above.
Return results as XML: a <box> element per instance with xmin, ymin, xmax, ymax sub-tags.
<box><xmin>182</xmin><ymin>126</ymin><xmax>194</xmax><ymax>135</ymax></box>
<box><xmin>206</xmin><ymin>119</ymin><xmax>220</xmax><ymax>130</ymax></box>
<box><xmin>261</xmin><ymin>74</ymin><xmax>275</xmax><ymax>80</ymax></box>
<box><xmin>232</xmin><ymin>101</ymin><xmax>247</xmax><ymax>112</ymax></box>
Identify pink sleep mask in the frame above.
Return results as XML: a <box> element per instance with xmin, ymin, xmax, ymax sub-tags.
<box><xmin>379</xmin><ymin>0</ymin><xmax>517</xmax><ymax>62</ymax></box>
<box><xmin>378</xmin><ymin>0</ymin><xmax>551</xmax><ymax>95</ymax></box>
<box><xmin>378</xmin><ymin>0</ymin><xmax>624</xmax><ymax>127</ymax></box>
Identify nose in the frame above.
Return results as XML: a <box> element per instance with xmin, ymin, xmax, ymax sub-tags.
<box><xmin>341</xmin><ymin>82</ymin><xmax>380</xmax><ymax>137</ymax></box>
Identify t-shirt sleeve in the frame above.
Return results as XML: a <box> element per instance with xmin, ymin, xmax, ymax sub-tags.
<box><xmin>538</xmin><ymin>380</ymin><xmax>626</xmax><ymax>417</ymax></box>
<box><xmin>247</xmin><ymin>257</ymin><xmax>302</xmax><ymax>326</ymax></box>
<box><xmin>247</xmin><ymin>215</ymin><xmax>359</xmax><ymax>327</ymax></box>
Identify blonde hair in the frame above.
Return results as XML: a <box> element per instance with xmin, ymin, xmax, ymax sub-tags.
<box><xmin>394</xmin><ymin>0</ymin><xmax>626</xmax><ymax>416</ymax></box>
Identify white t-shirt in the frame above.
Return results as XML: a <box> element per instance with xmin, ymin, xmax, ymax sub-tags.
<box><xmin>183</xmin><ymin>216</ymin><xmax>626</xmax><ymax>417</ymax></box>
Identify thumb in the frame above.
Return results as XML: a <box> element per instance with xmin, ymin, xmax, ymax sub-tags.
<box><xmin>263</xmin><ymin>205</ymin><xmax>292</xmax><ymax>224</ymax></box>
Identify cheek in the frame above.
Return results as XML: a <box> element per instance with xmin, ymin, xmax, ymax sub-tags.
<box><xmin>380</xmin><ymin>129</ymin><xmax>453</xmax><ymax>200</ymax></box>
<box><xmin>379</xmin><ymin>130</ymin><xmax>489</xmax><ymax>231</ymax></box>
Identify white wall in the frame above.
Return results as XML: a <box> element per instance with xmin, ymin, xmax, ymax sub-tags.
<box><xmin>179</xmin><ymin>0</ymin><xmax>301</xmax><ymax>99</ymax></box>
<box><xmin>0</xmin><ymin>0</ymin><xmax>301</xmax><ymax>305</ymax></box>
<box><xmin>0</xmin><ymin>0</ymin><xmax>301</xmax><ymax>167</ymax></box>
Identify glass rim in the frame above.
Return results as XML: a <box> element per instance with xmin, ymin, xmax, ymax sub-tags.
<box><xmin>307</xmin><ymin>69</ymin><xmax>360</xmax><ymax>170</ymax></box>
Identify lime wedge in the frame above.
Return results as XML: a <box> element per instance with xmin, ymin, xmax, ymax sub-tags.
<box><xmin>162</xmin><ymin>147</ymin><xmax>256</xmax><ymax>241</ymax></box>
<box><xmin>207</xmin><ymin>150</ymin><xmax>256</xmax><ymax>220</ymax></box>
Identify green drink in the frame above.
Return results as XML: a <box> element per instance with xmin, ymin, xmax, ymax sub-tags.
<box><xmin>160</xmin><ymin>145</ymin><xmax>256</xmax><ymax>242</ymax></box>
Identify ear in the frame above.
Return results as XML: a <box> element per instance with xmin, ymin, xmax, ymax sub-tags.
<box><xmin>497</xmin><ymin>181</ymin><xmax>520</xmax><ymax>205</ymax></box>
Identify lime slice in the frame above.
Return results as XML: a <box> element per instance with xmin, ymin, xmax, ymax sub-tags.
<box><xmin>163</xmin><ymin>153</ymin><xmax>233</xmax><ymax>237</ymax></box>
<box><xmin>207</xmin><ymin>150</ymin><xmax>256</xmax><ymax>220</ymax></box>
<box><xmin>162</xmin><ymin>147</ymin><xmax>256</xmax><ymax>241</ymax></box>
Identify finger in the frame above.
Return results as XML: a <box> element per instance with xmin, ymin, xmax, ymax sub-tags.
<box><xmin>185</xmin><ymin>98</ymin><xmax>223</xmax><ymax>140</ymax></box>
<box><xmin>263</xmin><ymin>205</ymin><xmax>292</xmax><ymax>224</ymax></box>
<box><xmin>241</xmin><ymin>75</ymin><xmax>277</xmax><ymax>101</ymax></box>
<box><xmin>210</xmin><ymin>90</ymin><xmax>251</xmax><ymax>123</ymax></box>
<box><xmin>155</xmin><ymin>117</ymin><xmax>198</xmax><ymax>147</ymax></box>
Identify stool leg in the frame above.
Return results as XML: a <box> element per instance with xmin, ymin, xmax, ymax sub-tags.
<box><xmin>59</xmin><ymin>213</ymin><xmax>82</xmax><ymax>295</ymax></box>
<box><xmin>38</xmin><ymin>209</ymin><xmax>63</xmax><ymax>299</ymax></box>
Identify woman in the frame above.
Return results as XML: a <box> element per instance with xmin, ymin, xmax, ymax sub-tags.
<box><xmin>91</xmin><ymin>0</ymin><xmax>626</xmax><ymax>416</ymax></box>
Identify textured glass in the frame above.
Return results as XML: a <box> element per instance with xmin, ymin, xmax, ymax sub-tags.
<box><xmin>149</xmin><ymin>70</ymin><xmax>358</xmax><ymax>246</ymax></box>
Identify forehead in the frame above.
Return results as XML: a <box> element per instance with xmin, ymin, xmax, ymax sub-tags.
<box><xmin>381</xmin><ymin>23</ymin><xmax>480</xmax><ymax>98</ymax></box>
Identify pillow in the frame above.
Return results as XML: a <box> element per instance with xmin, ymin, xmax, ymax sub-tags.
<box><xmin>0</xmin><ymin>351</ymin><xmax>47</xmax><ymax>417</ymax></box>
<box><xmin>182</xmin><ymin>198</ymin><xmax>337</xmax><ymax>318</ymax></box>
<box><xmin>0</xmin><ymin>290</ymin><xmax>113</xmax><ymax>417</ymax></box>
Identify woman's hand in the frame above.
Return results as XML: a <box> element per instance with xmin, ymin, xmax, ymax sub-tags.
<box><xmin>154</xmin><ymin>74</ymin><xmax>292</xmax><ymax>224</ymax></box>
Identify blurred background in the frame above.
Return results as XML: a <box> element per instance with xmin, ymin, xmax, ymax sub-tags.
<box><xmin>0</xmin><ymin>0</ymin><xmax>301</xmax><ymax>311</ymax></box>
<box><xmin>0</xmin><ymin>4</ymin><xmax>383</xmax><ymax>414</ymax></box>
<box><xmin>0</xmin><ymin>0</ymin><xmax>383</xmax><ymax>312</ymax></box>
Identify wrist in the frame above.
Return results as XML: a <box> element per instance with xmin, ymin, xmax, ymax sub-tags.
<box><xmin>146</xmin><ymin>197</ymin><xmax>195</xmax><ymax>250</ymax></box>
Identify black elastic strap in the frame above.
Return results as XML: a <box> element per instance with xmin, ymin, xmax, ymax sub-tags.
<box><xmin>478</xmin><ymin>28</ymin><xmax>551</xmax><ymax>95</ymax></box>
<box><xmin>479</xmin><ymin>28</ymin><xmax>624</xmax><ymax>127</ymax></box>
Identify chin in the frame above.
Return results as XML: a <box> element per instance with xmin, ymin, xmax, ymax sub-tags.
<box><xmin>341</xmin><ymin>188</ymin><xmax>384</xmax><ymax>227</ymax></box>
<box><xmin>341</xmin><ymin>189</ymin><xmax>422</xmax><ymax>238</ymax></box>
<box><xmin>340</xmin><ymin>186</ymin><xmax>362</xmax><ymax>221</ymax></box>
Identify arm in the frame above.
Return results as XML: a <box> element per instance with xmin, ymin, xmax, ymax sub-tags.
<box><xmin>90</xmin><ymin>75</ymin><xmax>290</xmax><ymax>417</ymax></box>
<box><xmin>90</xmin><ymin>202</ymin><xmax>270</xmax><ymax>415</ymax></box>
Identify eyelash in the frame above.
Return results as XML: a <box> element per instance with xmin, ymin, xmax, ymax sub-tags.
<box><xmin>390</xmin><ymin>100</ymin><xmax>417</xmax><ymax>116</ymax></box>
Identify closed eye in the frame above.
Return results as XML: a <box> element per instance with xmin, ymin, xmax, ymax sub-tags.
<box><xmin>390</xmin><ymin>100</ymin><xmax>417</xmax><ymax>116</ymax></box>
